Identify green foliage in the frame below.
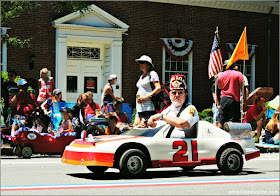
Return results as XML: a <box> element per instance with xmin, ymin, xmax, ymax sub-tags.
<box><xmin>132</xmin><ymin>108</ymin><xmax>137</xmax><ymax>124</ymax></box>
<box><xmin>1</xmin><ymin>1</ymin><xmax>41</xmax><ymax>25</ymax></box>
<box><xmin>1</xmin><ymin>33</ymin><xmax>31</xmax><ymax>48</ymax></box>
<box><xmin>198</xmin><ymin>108</ymin><xmax>213</xmax><ymax>123</ymax></box>
<box><xmin>1</xmin><ymin>71</ymin><xmax>21</xmax><ymax>82</ymax></box>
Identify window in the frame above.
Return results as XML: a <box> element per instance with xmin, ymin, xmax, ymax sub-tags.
<box><xmin>162</xmin><ymin>48</ymin><xmax>193</xmax><ymax>103</ymax></box>
<box><xmin>67</xmin><ymin>47</ymin><xmax>100</xmax><ymax>59</ymax></box>
<box><xmin>67</xmin><ymin>76</ymin><xmax>78</xmax><ymax>93</ymax></box>
<box><xmin>228</xmin><ymin>54</ymin><xmax>255</xmax><ymax>91</ymax></box>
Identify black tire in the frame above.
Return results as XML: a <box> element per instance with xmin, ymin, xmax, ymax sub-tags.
<box><xmin>181</xmin><ymin>166</ymin><xmax>196</xmax><ymax>172</ymax></box>
<box><xmin>217</xmin><ymin>148</ymin><xmax>243</xmax><ymax>175</ymax></box>
<box><xmin>86</xmin><ymin>166</ymin><xmax>108</xmax><ymax>174</ymax></box>
<box><xmin>21</xmin><ymin>146</ymin><xmax>32</xmax><ymax>158</ymax></box>
<box><xmin>119</xmin><ymin>149</ymin><xmax>148</xmax><ymax>178</ymax></box>
<box><xmin>13</xmin><ymin>145</ymin><xmax>22</xmax><ymax>157</ymax></box>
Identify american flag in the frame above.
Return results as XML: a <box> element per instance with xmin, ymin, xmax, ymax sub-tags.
<box><xmin>208</xmin><ymin>33</ymin><xmax>223</xmax><ymax>79</ymax></box>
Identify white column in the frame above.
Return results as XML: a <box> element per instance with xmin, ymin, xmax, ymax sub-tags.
<box><xmin>55</xmin><ymin>31</ymin><xmax>67</xmax><ymax>100</ymax></box>
<box><xmin>110</xmin><ymin>40</ymin><xmax>123</xmax><ymax>98</ymax></box>
<box><xmin>2</xmin><ymin>42</ymin><xmax>7</xmax><ymax>72</ymax></box>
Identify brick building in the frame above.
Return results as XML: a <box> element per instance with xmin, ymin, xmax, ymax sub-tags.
<box><xmin>2</xmin><ymin>1</ymin><xmax>279</xmax><ymax>111</ymax></box>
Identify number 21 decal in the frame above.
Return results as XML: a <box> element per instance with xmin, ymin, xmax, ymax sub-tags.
<box><xmin>173</xmin><ymin>140</ymin><xmax>198</xmax><ymax>162</ymax></box>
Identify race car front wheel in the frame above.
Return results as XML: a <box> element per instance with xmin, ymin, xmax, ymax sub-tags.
<box><xmin>119</xmin><ymin>149</ymin><xmax>148</xmax><ymax>178</ymax></box>
<box><xmin>217</xmin><ymin>148</ymin><xmax>243</xmax><ymax>175</ymax></box>
<box><xmin>86</xmin><ymin>166</ymin><xmax>108</xmax><ymax>174</ymax></box>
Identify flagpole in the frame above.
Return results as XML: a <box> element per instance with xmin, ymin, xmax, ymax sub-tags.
<box><xmin>214</xmin><ymin>26</ymin><xmax>219</xmax><ymax>125</ymax></box>
<box><xmin>241</xmin><ymin>27</ymin><xmax>246</xmax><ymax>123</ymax></box>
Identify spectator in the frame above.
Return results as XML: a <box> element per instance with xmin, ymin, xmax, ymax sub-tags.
<box><xmin>211</xmin><ymin>80</ymin><xmax>222</xmax><ymax>127</ymax></box>
<box><xmin>84</xmin><ymin>91</ymin><xmax>102</xmax><ymax>120</ymax></box>
<box><xmin>217</xmin><ymin>60</ymin><xmax>244</xmax><ymax>126</ymax></box>
<box><xmin>105</xmin><ymin>116</ymin><xmax>121</xmax><ymax>135</ymax></box>
<box><xmin>71</xmin><ymin>93</ymin><xmax>89</xmax><ymax>138</ymax></box>
<box><xmin>58</xmin><ymin>107</ymin><xmax>73</xmax><ymax>133</ymax></box>
<box><xmin>244</xmin><ymin>97</ymin><xmax>267</xmax><ymax>142</ymax></box>
<box><xmin>148</xmin><ymin>74</ymin><xmax>199</xmax><ymax>138</ymax></box>
<box><xmin>9</xmin><ymin>79</ymin><xmax>38</xmax><ymax>136</ymax></box>
<box><xmin>101</xmin><ymin>74</ymin><xmax>124</xmax><ymax>113</ymax></box>
<box><xmin>37</xmin><ymin>68</ymin><xmax>55</xmax><ymax>104</ymax></box>
<box><xmin>41</xmin><ymin>89</ymin><xmax>65</xmax><ymax>116</ymax></box>
<box><xmin>105</xmin><ymin>100</ymin><xmax>132</xmax><ymax>131</ymax></box>
<box><xmin>2</xmin><ymin>69</ymin><xmax>18</xmax><ymax>123</ymax></box>
<box><xmin>265</xmin><ymin>106</ymin><xmax>279</xmax><ymax>144</ymax></box>
<box><xmin>134</xmin><ymin>55</ymin><xmax>161</xmax><ymax>127</ymax></box>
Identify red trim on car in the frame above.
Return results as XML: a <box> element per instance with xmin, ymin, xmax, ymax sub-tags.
<box><xmin>63</xmin><ymin>150</ymin><xmax>114</xmax><ymax>163</ymax></box>
<box><xmin>245</xmin><ymin>150</ymin><xmax>260</xmax><ymax>161</ymax></box>
<box><xmin>152</xmin><ymin>158</ymin><xmax>216</xmax><ymax>168</ymax></box>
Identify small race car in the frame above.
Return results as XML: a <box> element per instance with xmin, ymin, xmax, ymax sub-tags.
<box><xmin>61</xmin><ymin>121</ymin><xmax>260</xmax><ymax>178</ymax></box>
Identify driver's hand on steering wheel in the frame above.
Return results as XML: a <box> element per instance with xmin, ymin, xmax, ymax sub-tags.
<box><xmin>148</xmin><ymin>114</ymin><xmax>160</xmax><ymax>128</ymax></box>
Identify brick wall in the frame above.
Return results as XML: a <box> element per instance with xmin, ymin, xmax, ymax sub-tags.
<box><xmin>6</xmin><ymin>1</ymin><xmax>279</xmax><ymax>111</ymax></box>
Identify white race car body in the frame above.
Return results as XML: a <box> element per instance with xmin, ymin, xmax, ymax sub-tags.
<box><xmin>62</xmin><ymin>121</ymin><xmax>260</xmax><ymax>171</ymax></box>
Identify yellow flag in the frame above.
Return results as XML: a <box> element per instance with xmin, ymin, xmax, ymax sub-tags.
<box><xmin>226</xmin><ymin>27</ymin><xmax>249</xmax><ymax>70</ymax></box>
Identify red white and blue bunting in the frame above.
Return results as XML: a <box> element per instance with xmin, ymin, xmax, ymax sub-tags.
<box><xmin>160</xmin><ymin>38</ymin><xmax>195</xmax><ymax>61</ymax></box>
<box><xmin>226</xmin><ymin>43</ymin><xmax>256</xmax><ymax>58</ymax></box>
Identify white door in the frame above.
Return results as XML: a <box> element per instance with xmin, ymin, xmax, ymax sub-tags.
<box><xmin>66</xmin><ymin>60</ymin><xmax>103</xmax><ymax>104</ymax></box>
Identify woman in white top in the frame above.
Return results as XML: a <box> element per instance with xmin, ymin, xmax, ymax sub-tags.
<box><xmin>134</xmin><ymin>55</ymin><xmax>161</xmax><ymax>126</ymax></box>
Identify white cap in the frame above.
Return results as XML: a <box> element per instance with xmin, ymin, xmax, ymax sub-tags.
<box><xmin>109</xmin><ymin>74</ymin><xmax>117</xmax><ymax>80</ymax></box>
<box><xmin>135</xmin><ymin>55</ymin><xmax>154</xmax><ymax>67</ymax></box>
<box><xmin>17</xmin><ymin>79</ymin><xmax>28</xmax><ymax>86</ymax></box>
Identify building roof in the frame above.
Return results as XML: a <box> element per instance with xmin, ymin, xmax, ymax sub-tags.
<box><xmin>150</xmin><ymin>0</ymin><xmax>279</xmax><ymax>15</ymax></box>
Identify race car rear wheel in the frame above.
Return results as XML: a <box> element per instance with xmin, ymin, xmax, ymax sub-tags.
<box><xmin>119</xmin><ymin>149</ymin><xmax>148</xmax><ymax>178</ymax></box>
<box><xmin>217</xmin><ymin>148</ymin><xmax>243</xmax><ymax>175</ymax></box>
<box><xmin>86</xmin><ymin>166</ymin><xmax>108</xmax><ymax>174</ymax></box>
<box><xmin>13</xmin><ymin>145</ymin><xmax>22</xmax><ymax>157</ymax></box>
<box><xmin>181</xmin><ymin>166</ymin><xmax>196</xmax><ymax>172</ymax></box>
<box><xmin>21</xmin><ymin>146</ymin><xmax>33</xmax><ymax>158</ymax></box>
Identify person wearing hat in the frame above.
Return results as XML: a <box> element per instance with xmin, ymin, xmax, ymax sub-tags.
<box><xmin>217</xmin><ymin>60</ymin><xmax>244</xmax><ymax>127</ymax></box>
<box><xmin>148</xmin><ymin>74</ymin><xmax>199</xmax><ymax>138</ymax></box>
<box><xmin>58</xmin><ymin>107</ymin><xmax>73</xmax><ymax>133</ymax></box>
<box><xmin>100</xmin><ymin>74</ymin><xmax>124</xmax><ymax>113</ymax></box>
<box><xmin>9</xmin><ymin>79</ymin><xmax>39</xmax><ymax>136</ymax></box>
<box><xmin>37</xmin><ymin>68</ymin><xmax>55</xmax><ymax>104</ymax></box>
<box><xmin>133</xmin><ymin>55</ymin><xmax>161</xmax><ymax>126</ymax></box>
<box><xmin>40</xmin><ymin>88</ymin><xmax>65</xmax><ymax>126</ymax></box>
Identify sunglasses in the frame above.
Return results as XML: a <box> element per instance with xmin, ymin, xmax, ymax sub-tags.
<box><xmin>171</xmin><ymin>91</ymin><xmax>184</xmax><ymax>96</ymax></box>
<box><xmin>138</xmin><ymin>61</ymin><xmax>146</xmax><ymax>64</ymax></box>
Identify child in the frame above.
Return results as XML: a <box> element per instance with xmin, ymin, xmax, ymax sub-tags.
<box><xmin>58</xmin><ymin>107</ymin><xmax>73</xmax><ymax>133</ymax></box>
<box><xmin>105</xmin><ymin>116</ymin><xmax>121</xmax><ymax>135</ymax></box>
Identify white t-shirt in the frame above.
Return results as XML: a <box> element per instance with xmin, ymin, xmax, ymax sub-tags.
<box><xmin>136</xmin><ymin>71</ymin><xmax>159</xmax><ymax>112</ymax></box>
<box><xmin>240</xmin><ymin>75</ymin><xmax>249</xmax><ymax>100</ymax></box>
<box><xmin>157</xmin><ymin>103</ymin><xmax>199</xmax><ymax>138</ymax></box>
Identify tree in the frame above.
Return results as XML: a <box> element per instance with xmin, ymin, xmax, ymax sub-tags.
<box><xmin>1</xmin><ymin>1</ymin><xmax>91</xmax><ymax>48</ymax></box>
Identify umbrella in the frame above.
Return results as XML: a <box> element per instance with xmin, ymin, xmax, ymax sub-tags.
<box><xmin>267</xmin><ymin>95</ymin><xmax>279</xmax><ymax>109</ymax></box>
<box><xmin>246</xmin><ymin>87</ymin><xmax>274</xmax><ymax>106</ymax></box>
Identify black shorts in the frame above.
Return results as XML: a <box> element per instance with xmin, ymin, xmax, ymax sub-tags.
<box><xmin>138</xmin><ymin>111</ymin><xmax>156</xmax><ymax>119</ymax></box>
<box><xmin>219</xmin><ymin>97</ymin><xmax>241</xmax><ymax>126</ymax></box>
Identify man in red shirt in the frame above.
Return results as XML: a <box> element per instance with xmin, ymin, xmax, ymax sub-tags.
<box><xmin>217</xmin><ymin>62</ymin><xmax>244</xmax><ymax>127</ymax></box>
<box><xmin>244</xmin><ymin>96</ymin><xmax>267</xmax><ymax>139</ymax></box>
<box><xmin>9</xmin><ymin>79</ymin><xmax>38</xmax><ymax>136</ymax></box>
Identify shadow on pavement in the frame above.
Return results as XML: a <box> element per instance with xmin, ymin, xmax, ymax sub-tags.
<box><xmin>67</xmin><ymin>169</ymin><xmax>263</xmax><ymax>180</ymax></box>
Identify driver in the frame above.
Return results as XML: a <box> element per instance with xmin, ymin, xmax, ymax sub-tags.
<box><xmin>148</xmin><ymin>74</ymin><xmax>199</xmax><ymax>138</ymax></box>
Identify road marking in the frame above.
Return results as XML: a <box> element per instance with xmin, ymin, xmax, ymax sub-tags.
<box><xmin>2</xmin><ymin>178</ymin><xmax>279</xmax><ymax>191</ymax></box>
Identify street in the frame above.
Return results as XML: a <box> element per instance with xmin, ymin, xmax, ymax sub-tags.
<box><xmin>1</xmin><ymin>152</ymin><xmax>279</xmax><ymax>195</ymax></box>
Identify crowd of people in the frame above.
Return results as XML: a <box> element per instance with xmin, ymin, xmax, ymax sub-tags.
<box><xmin>1</xmin><ymin>56</ymin><xmax>279</xmax><ymax>143</ymax></box>
<box><xmin>212</xmin><ymin>60</ymin><xmax>279</xmax><ymax>144</ymax></box>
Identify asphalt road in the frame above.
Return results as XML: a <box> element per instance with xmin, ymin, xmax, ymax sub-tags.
<box><xmin>1</xmin><ymin>153</ymin><xmax>279</xmax><ymax>195</ymax></box>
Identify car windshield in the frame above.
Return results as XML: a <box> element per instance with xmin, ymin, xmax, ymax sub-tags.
<box><xmin>120</xmin><ymin>125</ymin><xmax>165</xmax><ymax>137</ymax></box>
